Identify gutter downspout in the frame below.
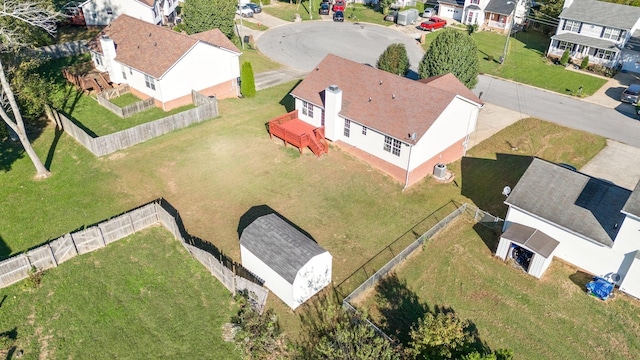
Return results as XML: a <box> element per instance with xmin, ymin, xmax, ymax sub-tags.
<box><xmin>403</xmin><ymin>144</ymin><xmax>413</xmax><ymax>191</ymax></box>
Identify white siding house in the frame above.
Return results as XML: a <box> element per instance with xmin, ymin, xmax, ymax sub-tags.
<box><xmin>289</xmin><ymin>54</ymin><xmax>484</xmax><ymax>188</ymax></box>
<box><xmin>239</xmin><ymin>213</ymin><xmax>332</xmax><ymax>310</ymax></box>
<box><xmin>87</xmin><ymin>15</ymin><xmax>240</xmax><ymax>110</ymax></box>
<box><xmin>547</xmin><ymin>0</ymin><xmax>640</xmax><ymax>69</ymax></box>
<box><xmin>501</xmin><ymin>158</ymin><xmax>640</xmax><ymax>299</ymax></box>
<box><xmin>80</xmin><ymin>0</ymin><xmax>177</xmax><ymax>26</ymax></box>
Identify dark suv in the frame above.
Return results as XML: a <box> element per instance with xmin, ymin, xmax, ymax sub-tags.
<box><xmin>333</xmin><ymin>10</ymin><xmax>344</xmax><ymax>21</ymax></box>
<box><xmin>621</xmin><ymin>84</ymin><xmax>640</xmax><ymax>105</ymax></box>
<box><xmin>319</xmin><ymin>3</ymin><xmax>330</xmax><ymax>15</ymax></box>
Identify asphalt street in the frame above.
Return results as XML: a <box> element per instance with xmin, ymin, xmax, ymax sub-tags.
<box><xmin>473</xmin><ymin>75</ymin><xmax>640</xmax><ymax>148</ymax></box>
<box><xmin>255</xmin><ymin>21</ymin><xmax>424</xmax><ymax>73</ymax></box>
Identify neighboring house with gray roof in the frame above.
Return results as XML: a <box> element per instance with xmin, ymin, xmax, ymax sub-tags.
<box><xmin>289</xmin><ymin>54</ymin><xmax>484</xmax><ymax>188</ymax></box>
<box><xmin>460</xmin><ymin>0</ymin><xmax>527</xmax><ymax>34</ymax></box>
<box><xmin>548</xmin><ymin>0</ymin><xmax>640</xmax><ymax>71</ymax></box>
<box><xmin>500</xmin><ymin>158</ymin><xmax>640</xmax><ymax>299</ymax></box>
<box><xmin>239</xmin><ymin>213</ymin><xmax>332</xmax><ymax>310</ymax></box>
<box><xmin>87</xmin><ymin>15</ymin><xmax>241</xmax><ymax>110</ymax></box>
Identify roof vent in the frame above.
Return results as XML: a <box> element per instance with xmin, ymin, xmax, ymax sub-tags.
<box><xmin>154</xmin><ymin>42</ymin><xmax>157</xmax><ymax>46</ymax></box>
<box><xmin>392</xmin><ymin>94</ymin><xmax>396</xmax><ymax>99</ymax></box>
<box><xmin>379</xmin><ymin>80</ymin><xmax>383</xmax><ymax>85</ymax></box>
<box><xmin>368</xmin><ymin>97</ymin><xmax>372</xmax><ymax>102</ymax></box>
<box><xmin>316</xmin><ymin>67</ymin><xmax>319</xmax><ymax>71</ymax></box>
<box><xmin>328</xmin><ymin>85</ymin><xmax>338</xmax><ymax>92</ymax></box>
<box><xmin>101</xmin><ymin>35</ymin><xmax>111</xmax><ymax>41</ymax></box>
<box><xmin>148</xmin><ymin>32</ymin><xmax>152</xmax><ymax>36</ymax></box>
<box><xmin>408</xmin><ymin>132</ymin><xmax>416</xmax><ymax>140</ymax></box>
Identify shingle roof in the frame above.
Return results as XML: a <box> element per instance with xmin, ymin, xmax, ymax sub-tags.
<box><xmin>622</xmin><ymin>181</ymin><xmax>640</xmax><ymax>219</ymax></box>
<box><xmin>560</xmin><ymin>0</ymin><xmax>640</xmax><ymax>30</ymax></box>
<box><xmin>290</xmin><ymin>54</ymin><xmax>483</xmax><ymax>144</ymax></box>
<box><xmin>484</xmin><ymin>0</ymin><xmax>516</xmax><ymax>16</ymax></box>
<box><xmin>137</xmin><ymin>0</ymin><xmax>155</xmax><ymax>7</ymax></box>
<box><xmin>438</xmin><ymin>0</ymin><xmax>465</xmax><ymax>6</ymax></box>
<box><xmin>87</xmin><ymin>15</ymin><xmax>240</xmax><ymax>78</ymax></box>
<box><xmin>505</xmin><ymin>158</ymin><xmax>631</xmax><ymax>247</ymax></box>
<box><xmin>418</xmin><ymin>73</ymin><xmax>484</xmax><ymax>105</ymax></box>
<box><xmin>240</xmin><ymin>214</ymin><xmax>328</xmax><ymax>284</ymax></box>
<box><xmin>552</xmin><ymin>32</ymin><xmax>619</xmax><ymax>50</ymax></box>
<box><xmin>502</xmin><ymin>223</ymin><xmax>559</xmax><ymax>258</ymax></box>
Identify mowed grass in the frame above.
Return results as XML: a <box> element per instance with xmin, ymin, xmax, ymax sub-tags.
<box><xmin>0</xmin><ymin>226</ymin><xmax>239</xmax><ymax>359</ymax></box>
<box><xmin>239</xmin><ymin>46</ymin><xmax>282</xmax><ymax>73</ymax></box>
<box><xmin>109</xmin><ymin>93</ymin><xmax>141</xmax><ymax>107</ymax></box>
<box><xmin>354</xmin><ymin>217</ymin><xmax>640</xmax><ymax>359</ymax></box>
<box><xmin>0</xmin><ymin>80</ymin><xmax>608</xmax><ymax>335</ymax></box>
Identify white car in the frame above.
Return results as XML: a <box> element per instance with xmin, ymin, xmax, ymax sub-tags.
<box><xmin>423</xmin><ymin>7</ymin><xmax>435</xmax><ymax>18</ymax></box>
<box><xmin>236</xmin><ymin>4</ymin><xmax>254</xmax><ymax>17</ymax></box>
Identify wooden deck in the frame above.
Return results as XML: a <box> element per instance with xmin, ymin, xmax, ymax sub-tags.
<box><xmin>268</xmin><ymin>110</ymin><xmax>328</xmax><ymax>157</ymax></box>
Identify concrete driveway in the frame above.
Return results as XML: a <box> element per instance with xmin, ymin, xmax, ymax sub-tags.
<box><xmin>585</xmin><ymin>70</ymin><xmax>640</xmax><ymax>115</ymax></box>
<box><xmin>255</xmin><ymin>21</ymin><xmax>425</xmax><ymax>73</ymax></box>
<box><xmin>580</xmin><ymin>140</ymin><xmax>640</xmax><ymax>189</ymax></box>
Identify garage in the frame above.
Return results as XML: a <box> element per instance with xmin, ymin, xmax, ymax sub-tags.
<box><xmin>239</xmin><ymin>213</ymin><xmax>332</xmax><ymax>310</ymax></box>
<box><xmin>496</xmin><ymin>223</ymin><xmax>559</xmax><ymax>278</ymax></box>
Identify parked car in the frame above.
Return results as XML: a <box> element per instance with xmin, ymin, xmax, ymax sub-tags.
<box><xmin>384</xmin><ymin>10</ymin><xmax>398</xmax><ymax>22</ymax></box>
<box><xmin>319</xmin><ymin>2</ymin><xmax>330</xmax><ymax>15</ymax></box>
<box><xmin>236</xmin><ymin>4</ymin><xmax>254</xmax><ymax>17</ymax></box>
<box><xmin>333</xmin><ymin>10</ymin><xmax>344</xmax><ymax>21</ymax></box>
<box><xmin>422</xmin><ymin>7</ymin><xmax>435</xmax><ymax>18</ymax></box>
<box><xmin>621</xmin><ymin>84</ymin><xmax>640</xmax><ymax>105</ymax></box>
<box><xmin>246</xmin><ymin>2</ymin><xmax>262</xmax><ymax>14</ymax></box>
<box><xmin>332</xmin><ymin>0</ymin><xmax>346</xmax><ymax>12</ymax></box>
<box><xmin>419</xmin><ymin>16</ymin><xmax>446</xmax><ymax>31</ymax></box>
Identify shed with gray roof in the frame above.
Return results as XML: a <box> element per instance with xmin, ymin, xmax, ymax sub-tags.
<box><xmin>239</xmin><ymin>213</ymin><xmax>332</xmax><ymax>310</ymax></box>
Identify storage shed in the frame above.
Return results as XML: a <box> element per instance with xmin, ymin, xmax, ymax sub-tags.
<box><xmin>496</xmin><ymin>223</ymin><xmax>559</xmax><ymax>278</ymax></box>
<box><xmin>239</xmin><ymin>213</ymin><xmax>332</xmax><ymax>310</ymax></box>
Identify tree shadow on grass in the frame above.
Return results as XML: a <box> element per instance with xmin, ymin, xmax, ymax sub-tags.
<box><xmin>461</xmin><ymin>154</ymin><xmax>533</xmax><ymax>219</ymax></box>
<box><xmin>0</xmin><ymin>234</ymin><xmax>11</xmax><ymax>261</ymax></box>
<box><xmin>0</xmin><ymin>138</ymin><xmax>25</xmax><ymax>173</ymax></box>
<box><xmin>1</xmin><ymin>327</ymin><xmax>18</xmax><ymax>359</ymax></box>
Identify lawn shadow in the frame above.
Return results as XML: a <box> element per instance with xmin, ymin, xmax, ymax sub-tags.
<box><xmin>44</xmin><ymin>126</ymin><xmax>64</xmax><ymax>170</ymax></box>
<box><xmin>0</xmin><ymin>327</ymin><xmax>18</xmax><ymax>359</ymax></box>
<box><xmin>278</xmin><ymin>80</ymin><xmax>302</xmax><ymax>112</ymax></box>
<box><xmin>237</xmin><ymin>204</ymin><xmax>317</xmax><ymax>242</ymax></box>
<box><xmin>374</xmin><ymin>272</ymin><xmax>429</xmax><ymax>344</ymax></box>
<box><xmin>460</xmin><ymin>153</ymin><xmax>533</xmax><ymax>218</ymax></box>
<box><xmin>569</xmin><ymin>270</ymin><xmax>592</xmax><ymax>291</ymax></box>
<box><xmin>472</xmin><ymin>222</ymin><xmax>501</xmax><ymax>253</ymax></box>
<box><xmin>0</xmin><ymin>138</ymin><xmax>25</xmax><ymax>173</ymax></box>
<box><xmin>0</xmin><ymin>234</ymin><xmax>10</xmax><ymax>260</ymax></box>
<box><xmin>512</xmin><ymin>30</ymin><xmax>549</xmax><ymax>55</ymax></box>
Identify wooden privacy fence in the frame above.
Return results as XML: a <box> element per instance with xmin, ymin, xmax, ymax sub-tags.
<box><xmin>48</xmin><ymin>91</ymin><xmax>218</xmax><ymax>157</ymax></box>
<box><xmin>0</xmin><ymin>199</ymin><xmax>268</xmax><ymax>312</ymax></box>
<box><xmin>96</xmin><ymin>86</ymin><xmax>155</xmax><ymax>118</ymax></box>
<box><xmin>341</xmin><ymin>203</ymin><xmax>503</xmax><ymax>342</ymax></box>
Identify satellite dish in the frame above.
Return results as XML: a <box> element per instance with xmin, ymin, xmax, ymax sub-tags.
<box><xmin>502</xmin><ymin>186</ymin><xmax>511</xmax><ymax>197</ymax></box>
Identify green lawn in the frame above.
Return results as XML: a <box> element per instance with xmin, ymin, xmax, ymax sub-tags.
<box><xmin>354</xmin><ymin>216</ymin><xmax>640</xmax><ymax>359</ymax></box>
<box><xmin>239</xmin><ymin>46</ymin><xmax>282</xmax><ymax>73</ymax></box>
<box><xmin>0</xmin><ymin>226</ymin><xmax>239</xmax><ymax>359</ymax></box>
<box><xmin>264</xmin><ymin>1</ymin><xmax>316</xmax><ymax>21</ymax></box>
<box><xmin>420</xmin><ymin>30</ymin><xmax>608</xmax><ymax>96</ymax></box>
<box><xmin>109</xmin><ymin>93</ymin><xmax>141</xmax><ymax>107</ymax></box>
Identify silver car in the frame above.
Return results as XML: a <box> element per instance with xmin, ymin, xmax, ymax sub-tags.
<box><xmin>621</xmin><ymin>84</ymin><xmax>640</xmax><ymax>105</ymax></box>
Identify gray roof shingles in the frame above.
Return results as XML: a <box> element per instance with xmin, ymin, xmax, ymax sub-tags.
<box><xmin>505</xmin><ymin>158</ymin><xmax>631</xmax><ymax>247</ymax></box>
<box><xmin>240</xmin><ymin>214</ymin><xmax>328</xmax><ymax>284</ymax></box>
<box><xmin>560</xmin><ymin>0</ymin><xmax>640</xmax><ymax>30</ymax></box>
<box><xmin>551</xmin><ymin>32</ymin><xmax>620</xmax><ymax>50</ymax></box>
<box><xmin>485</xmin><ymin>0</ymin><xmax>516</xmax><ymax>16</ymax></box>
<box><xmin>622</xmin><ymin>181</ymin><xmax>640</xmax><ymax>219</ymax></box>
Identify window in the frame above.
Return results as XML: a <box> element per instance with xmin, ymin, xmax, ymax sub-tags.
<box><xmin>383</xmin><ymin>136</ymin><xmax>401</xmax><ymax>156</ymax></box>
<box><xmin>121</xmin><ymin>65</ymin><xmax>127</xmax><ymax>80</ymax></box>
<box><xmin>362</xmin><ymin>126</ymin><xmax>367</xmax><ymax>135</ymax></box>
<box><xmin>302</xmin><ymin>101</ymin><xmax>313</xmax><ymax>118</ymax></box>
<box><xmin>594</xmin><ymin>49</ymin><xmax>615</xmax><ymax>60</ymax></box>
<box><xmin>466</xmin><ymin>11</ymin><xmax>474</xmax><ymax>24</ymax></box>
<box><xmin>602</xmin><ymin>28</ymin><xmax>621</xmax><ymax>40</ymax></box>
<box><xmin>95</xmin><ymin>54</ymin><xmax>102</xmax><ymax>66</ymax></box>
<box><xmin>470</xmin><ymin>0</ymin><xmax>479</xmax><ymax>3</ymax></box>
<box><xmin>144</xmin><ymin>74</ymin><xmax>156</xmax><ymax>90</ymax></box>
<box><xmin>557</xmin><ymin>41</ymin><xmax>571</xmax><ymax>50</ymax></box>
<box><xmin>564</xmin><ymin>20</ymin><xmax>580</xmax><ymax>32</ymax></box>
<box><xmin>321</xmin><ymin>109</ymin><xmax>325</xmax><ymax>127</ymax></box>
<box><xmin>106</xmin><ymin>7</ymin><xmax>113</xmax><ymax>15</ymax></box>
<box><xmin>344</xmin><ymin>119</ymin><xmax>350</xmax><ymax>137</ymax></box>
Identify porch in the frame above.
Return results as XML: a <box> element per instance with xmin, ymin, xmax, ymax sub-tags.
<box><xmin>268</xmin><ymin>110</ymin><xmax>328</xmax><ymax>157</ymax></box>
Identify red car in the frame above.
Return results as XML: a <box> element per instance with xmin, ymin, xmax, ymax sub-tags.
<box><xmin>332</xmin><ymin>0</ymin><xmax>345</xmax><ymax>12</ymax></box>
<box><xmin>419</xmin><ymin>17</ymin><xmax>446</xmax><ymax>31</ymax></box>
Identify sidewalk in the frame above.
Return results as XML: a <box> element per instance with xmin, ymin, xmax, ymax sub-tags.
<box><xmin>468</xmin><ymin>103</ymin><xmax>526</xmax><ymax>149</ymax></box>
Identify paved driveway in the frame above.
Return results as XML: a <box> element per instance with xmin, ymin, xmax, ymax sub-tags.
<box><xmin>580</xmin><ymin>140</ymin><xmax>640</xmax><ymax>189</ymax></box>
<box><xmin>255</xmin><ymin>21</ymin><xmax>425</xmax><ymax>73</ymax></box>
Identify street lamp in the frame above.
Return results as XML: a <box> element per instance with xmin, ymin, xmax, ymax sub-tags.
<box><xmin>499</xmin><ymin>1</ymin><xmax>516</xmax><ymax>64</ymax></box>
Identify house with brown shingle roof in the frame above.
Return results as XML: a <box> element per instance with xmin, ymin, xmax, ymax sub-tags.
<box><xmin>87</xmin><ymin>15</ymin><xmax>241</xmax><ymax>110</ymax></box>
<box><xmin>80</xmin><ymin>0</ymin><xmax>178</xmax><ymax>26</ymax></box>
<box><xmin>289</xmin><ymin>54</ymin><xmax>483</xmax><ymax>188</ymax></box>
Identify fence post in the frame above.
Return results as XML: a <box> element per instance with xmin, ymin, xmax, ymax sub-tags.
<box><xmin>47</xmin><ymin>243</ymin><xmax>59</xmax><ymax>267</ymax></box>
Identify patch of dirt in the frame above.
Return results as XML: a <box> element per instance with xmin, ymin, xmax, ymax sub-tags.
<box><xmin>221</xmin><ymin>323</ymin><xmax>239</xmax><ymax>342</ymax></box>
<box><xmin>107</xmin><ymin>152</ymin><xmax>126</xmax><ymax>161</ymax></box>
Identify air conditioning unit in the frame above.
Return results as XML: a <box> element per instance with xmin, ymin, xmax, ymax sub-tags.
<box><xmin>175</xmin><ymin>16</ymin><xmax>182</xmax><ymax>24</ymax></box>
<box><xmin>433</xmin><ymin>163</ymin><xmax>447</xmax><ymax>179</ymax></box>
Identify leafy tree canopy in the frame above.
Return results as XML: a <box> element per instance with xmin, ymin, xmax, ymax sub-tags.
<box><xmin>377</xmin><ymin>43</ymin><xmax>410</xmax><ymax>76</ymax></box>
<box><xmin>181</xmin><ymin>0</ymin><xmax>236</xmax><ymax>39</ymax></box>
<box><xmin>418</xmin><ymin>29</ymin><xmax>479</xmax><ymax>89</ymax></box>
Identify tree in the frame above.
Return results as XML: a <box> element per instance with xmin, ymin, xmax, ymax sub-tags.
<box><xmin>377</xmin><ymin>43</ymin><xmax>410</xmax><ymax>76</ymax></box>
<box><xmin>379</xmin><ymin>0</ymin><xmax>394</xmax><ymax>14</ymax></box>
<box><xmin>0</xmin><ymin>1</ymin><xmax>61</xmax><ymax>179</ymax></box>
<box><xmin>538</xmin><ymin>0</ymin><xmax>564</xmax><ymax>19</ymax></box>
<box><xmin>560</xmin><ymin>49</ymin><xmax>570</xmax><ymax>66</ymax></box>
<box><xmin>409</xmin><ymin>311</ymin><xmax>476</xmax><ymax>360</ymax></box>
<box><xmin>418</xmin><ymin>28</ymin><xmax>479</xmax><ymax>89</ymax></box>
<box><xmin>231</xmin><ymin>291</ymin><xmax>291</xmax><ymax>359</ymax></box>
<box><xmin>580</xmin><ymin>56</ymin><xmax>590</xmax><ymax>70</ymax></box>
<box><xmin>240</xmin><ymin>61</ymin><xmax>256</xmax><ymax>98</ymax></box>
<box><xmin>181</xmin><ymin>0</ymin><xmax>236</xmax><ymax>39</ymax></box>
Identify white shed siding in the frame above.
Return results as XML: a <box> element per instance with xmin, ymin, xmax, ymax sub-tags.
<box><xmin>505</xmin><ymin>209</ymin><xmax>625</xmax><ymax>277</ymax></box>
<box><xmin>82</xmin><ymin>0</ymin><xmax>155</xmax><ymax>26</ymax></box>
<box><xmin>158</xmin><ymin>43</ymin><xmax>240</xmax><ymax>102</ymax></box>
<box><xmin>619</xmin><ymin>255</ymin><xmax>640</xmax><ymax>299</ymax></box>
<box><xmin>496</xmin><ymin>237</ymin><xmax>511</xmax><ymax>259</ymax></box>
<box><xmin>291</xmin><ymin>252</ymin><xmax>332</xmax><ymax>309</ymax></box>
<box><xmin>240</xmin><ymin>245</ymin><xmax>295</xmax><ymax>309</ymax></box>
<box><xmin>528</xmin><ymin>254</ymin><xmax>547</xmax><ymax>278</ymax></box>
<box><xmin>613</xmin><ymin>215</ymin><xmax>640</xmax><ymax>254</ymax></box>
